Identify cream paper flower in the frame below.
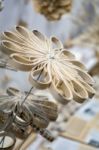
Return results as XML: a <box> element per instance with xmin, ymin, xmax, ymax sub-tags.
<box><xmin>32</xmin><ymin>0</ymin><xmax>72</xmax><ymax>21</ymax></box>
<box><xmin>0</xmin><ymin>87</ymin><xmax>57</xmax><ymax>142</ymax></box>
<box><xmin>1</xmin><ymin>26</ymin><xmax>95</xmax><ymax>104</ymax></box>
<box><xmin>0</xmin><ymin>87</ymin><xmax>57</xmax><ymax>129</ymax></box>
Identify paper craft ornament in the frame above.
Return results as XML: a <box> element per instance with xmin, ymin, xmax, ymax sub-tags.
<box><xmin>0</xmin><ymin>87</ymin><xmax>58</xmax><ymax>143</ymax></box>
<box><xmin>1</xmin><ymin>26</ymin><xmax>95</xmax><ymax>104</ymax></box>
<box><xmin>32</xmin><ymin>0</ymin><xmax>72</xmax><ymax>21</ymax></box>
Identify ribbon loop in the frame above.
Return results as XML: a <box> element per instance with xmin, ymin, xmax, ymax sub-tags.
<box><xmin>29</xmin><ymin>65</ymin><xmax>52</xmax><ymax>89</ymax></box>
<box><xmin>51</xmin><ymin>36</ymin><xmax>63</xmax><ymax>50</ymax></box>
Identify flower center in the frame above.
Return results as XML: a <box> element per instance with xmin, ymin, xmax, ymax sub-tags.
<box><xmin>47</xmin><ymin>52</ymin><xmax>55</xmax><ymax>59</ymax></box>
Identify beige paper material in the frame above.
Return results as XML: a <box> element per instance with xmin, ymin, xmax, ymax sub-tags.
<box><xmin>16</xmin><ymin>132</ymin><xmax>36</xmax><ymax>150</ymax></box>
<box><xmin>1</xmin><ymin>26</ymin><xmax>95</xmax><ymax>104</ymax></box>
<box><xmin>32</xmin><ymin>0</ymin><xmax>72</xmax><ymax>21</ymax></box>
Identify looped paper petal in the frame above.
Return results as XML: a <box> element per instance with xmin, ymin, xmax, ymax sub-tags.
<box><xmin>1</xmin><ymin>41</ymin><xmax>22</xmax><ymax>55</ymax></box>
<box><xmin>14</xmin><ymin>105</ymin><xmax>32</xmax><ymax>128</ymax></box>
<box><xmin>32</xmin><ymin>30</ymin><xmax>49</xmax><ymax>52</ymax></box>
<box><xmin>71</xmin><ymin>80</ymin><xmax>88</xmax><ymax>103</ymax></box>
<box><xmin>69</xmin><ymin>60</ymin><xmax>87</xmax><ymax>70</ymax></box>
<box><xmin>0</xmin><ymin>132</ymin><xmax>16</xmax><ymax>149</ymax></box>
<box><xmin>1</xmin><ymin>26</ymin><xmax>95</xmax><ymax>104</ymax></box>
<box><xmin>50</xmin><ymin>36</ymin><xmax>63</xmax><ymax>50</ymax></box>
<box><xmin>77</xmin><ymin>69</ymin><xmax>94</xmax><ymax>85</ymax></box>
<box><xmin>15</xmin><ymin>26</ymin><xmax>32</xmax><ymax>39</ymax></box>
<box><xmin>80</xmin><ymin>81</ymin><xmax>96</xmax><ymax>98</ymax></box>
<box><xmin>29</xmin><ymin>65</ymin><xmax>52</xmax><ymax>89</ymax></box>
<box><xmin>10</xmin><ymin>53</ymin><xmax>33</xmax><ymax>71</ymax></box>
<box><xmin>33</xmin><ymin>30</ymin><xmax>46</xmax><ymax>42</ymax></box>
<box><xmin>50</xmin><ymin>79</ymin><xmax>73</xmax><ymax>104</ymax></box>
<box><xmin>30</xmin><ymin>100</ymin><xmax>58</xmax><ymax>121</ymax></box>
<box><xmin>61</xmin><ymin>49</ymin><xmax>75</xmax><ymax>59</ymax></box>
<box><xmin>3</xmin><ymin>31</ymin><xmax>24</xmax><ymax>45</ymax></box>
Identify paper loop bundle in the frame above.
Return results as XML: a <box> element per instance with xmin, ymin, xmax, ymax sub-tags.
<box><xmin>1</xmin><ymin>26</ymin><xmax>95</xmax><ymax>104</ymax></box>
<box><xmin>1</xmin><ymin>87</ymin><xmax>58</xmax><ymax>128</ymax></box>
<box><xmin>32</xmin><ymin>0</ymin><xmax>72</xmax><ymax>21</ymax></box>
<box><xmin>0</xmin><ymin>87</ymin><xmax>58</xmax><ymax>144</ymax></box>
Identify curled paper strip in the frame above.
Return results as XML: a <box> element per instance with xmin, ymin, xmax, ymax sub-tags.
<box><xmin>32</xmin><ymin>0</ymin><xmax>72</xmax><ymax>21</ymax></box>
<box><xmin>1</xmin><ymin>26</ymin><xmax>95</xmax><ymax>104</ymax></box>
<box><xmin>0</xmin><ymin>132</ymin><xmax>16</xmax><ymax>150</ymax></box>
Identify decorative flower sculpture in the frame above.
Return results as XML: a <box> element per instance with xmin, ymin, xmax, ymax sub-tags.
<box><xmin>0</xmin><ymin>87</ymin><xmax>57</xmax><ymax>129</ymax></box>
<box><xmin>0</xmin><ymin>87</ymin><xmax>58</xmax><ymax>142</ymax></box>
<box><xmin>1</xmin><ymin>26</ymin><xmax>95</xmax><ymax>104</ymax></box>
<box><xmin>32</xmin><ymin>0</ymin><xmax>72</xmax><ymax>21</ymax></box>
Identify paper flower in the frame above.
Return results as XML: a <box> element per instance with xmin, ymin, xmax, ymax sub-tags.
<box><xmin>1</xmin><ymin>26</ymin><xmax>95</xmax><ymax>104</ymax></box>
<box><xmin>0</xmin><ymin>87</ymin><xmax>58</xmax><ymax>129</ymax></box>
<box><xmin>32</xmin><ymin>0</ymin><xmax>72</xmax><ymax>20</ymax></box>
